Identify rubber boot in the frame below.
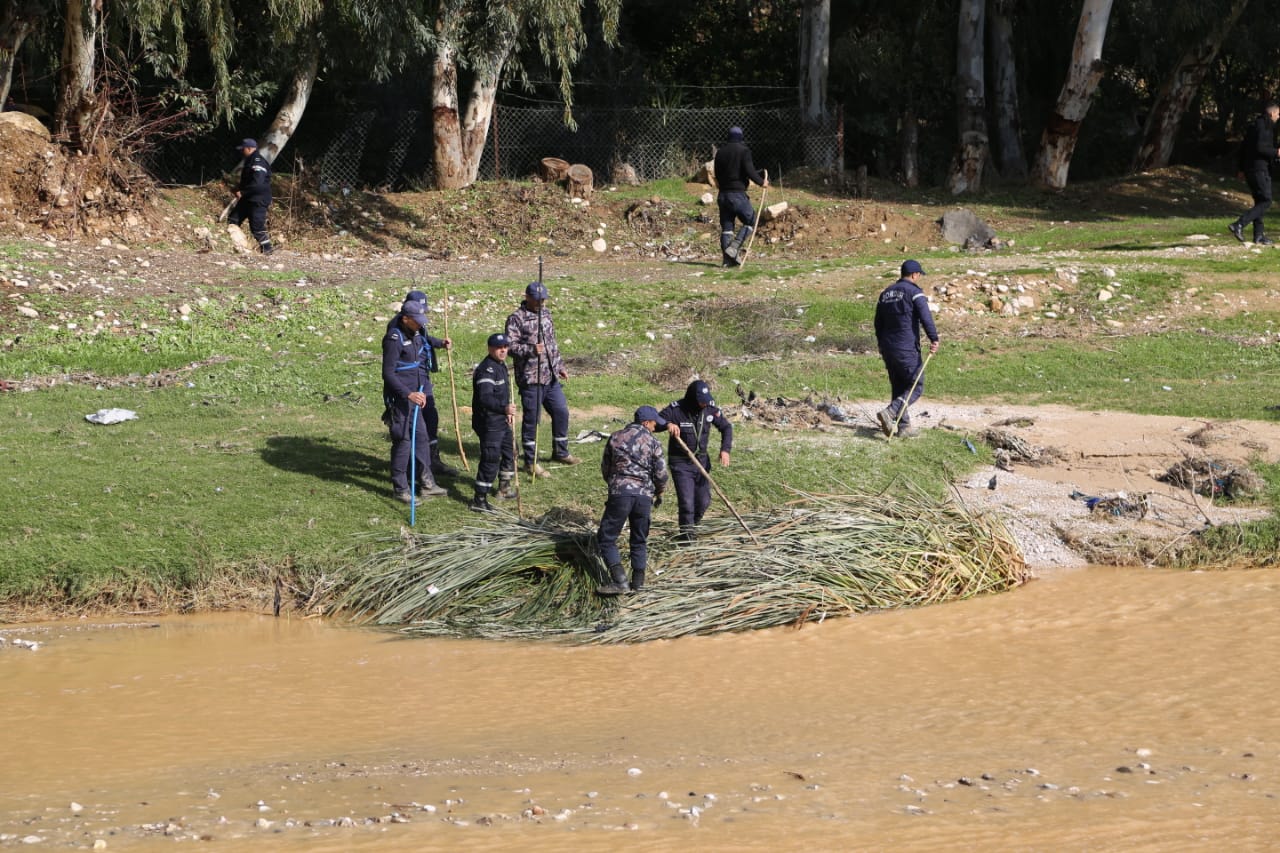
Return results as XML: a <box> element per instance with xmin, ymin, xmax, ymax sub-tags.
<box><xmin>597</xmin><ymin>565</ymin><xmax>630</xmax><ymax>596</ymax></box>
<box><xmin>727</xmin><ymin>225</ymin><xmax>753</xmax><ymax>259</ymax></box>
<box><xmin>630</xmin><ymin>569</ymin><xmax>646</xmax><ymax>593</ymax></box>
<box><xmin>496</xmin><ymin>473</ymin><xmax>517</xmax><ymax>500</ymax></box>
<box><xmin>431</xmin><ymin>446</ymin><xmax>459</xmax><ymax>477</ymax></box>
<box><xmin>417</xmin><ymin>466</ymin><xmax>446</xmax><ymax>497</ymax></box>
<box><xmin>468</xmin><ymin>492</ymin><xmax>493</xmax><ymax>513</ymax></box>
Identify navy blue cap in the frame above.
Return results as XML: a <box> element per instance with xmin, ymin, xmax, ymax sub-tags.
<box><xmin>691</xmin><ymin>381</ymin><xmax>712</xmax><ymax>405</ymax></box>
<box><xmin>728</xmin><ymin>126</ymin><xmax>744</xmax><ymax>141</ymax></box>
<box><xmin>237</xmin><ymin>138</ymin><xmax>258</xmax><ymax>150</ymax></box>
<box><xmin>901</xmin><ymin>259</ymin><xmax>925</xmax><ymax>276</ymax></box>
<box><xmin>525</xmin><ymin>281</ymin><xmax>550</xmax><ymax>300</ymax></box>
<box><xmin>405</xmin><ymin>289</ymin><xmax>428</xmax><ymax>304</ymax></box>
<box><xmin>401</xmin><ymin>299</ymin><xmax>428</xmax><ymax>326</ymax></box>
<box><xmin>635</xmin><ymin>406</ymin><xmax>668</xmax><ymax>428</ymax></box>
<box><xmin>487</xmin><ymin>333</ymin><xmax>509</xmax><ymax>348</ymax></box>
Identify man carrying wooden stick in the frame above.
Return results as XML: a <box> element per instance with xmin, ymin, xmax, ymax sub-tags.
<box><xmin>874</xmin><ymin>260</ymin><xmax>940</xmax><ymax>438</ymax></box>
<box><xmin>659</xmin><ymin>380</ymin><xmax>733</xmax><ymax>542</ymax></box>
<box><xmin>505</xmin><ymin>281</ymin><xmax>580</xmax><ymax>477</ymax></box>
<box><xmin>596</xmin><ymin>407</ymin><xmax>669</xmax><ymax>596</ymax></box>
<box><xmin>713</xmin><ymin>126</ymin><xmax>769</xmax><ymax>268</ymax></box>
<box><xmin>468</xmin><ymin>333</ymin><xmax>517</xmax><ymax>513</ymax></box>
<box><xmin>381</xmin><ymin>299</ymin><xmax>449</xmax><ymax>504</ymax></box>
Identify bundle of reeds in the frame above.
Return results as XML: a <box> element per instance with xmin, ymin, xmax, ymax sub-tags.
<box><xmin>340</xmin><ymin>488</ymin><xmax>1027</xmax><ymax>643</ymax></box>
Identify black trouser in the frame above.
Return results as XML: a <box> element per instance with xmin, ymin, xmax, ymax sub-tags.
<box><xmin>229</xmin><ymin>196</ymin><xmax>273</xmax><ymax>251</ymax></box>
<box><xmin>881</xmin><ymin>348</ymin><xmax>925</xmax><ymax>425</ymax></box>
<box><xmin>1239</xmin><ymin>167</ymin><xmax>1273</xmax><ymax>241</ymax></box>
<box><xmin>388</xmin><ymin>397</ymin><xmax>431</xmax><ymax>493</ymax></box>
<box><xmin>670</xmin><ymin>459</ymin><xmax>711</xmax><ymax>530</ymax></box>
<box><xmin>597</xmin><ymin>494</ymin><xmax>652</xmax><ymax>577</ymax></box>
<box><xmin>473</xmin><ymin>418</ymin><xmax>514</xmax><ymax>496</ymax></box>
<box><xmin>717</xmin><ymin>191</ymin><xmax>755</xmax><ymax>262</ymax></box>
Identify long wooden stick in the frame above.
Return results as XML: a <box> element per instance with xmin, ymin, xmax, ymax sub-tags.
<box><xmin>509</xmin><ymin>366</ymin><xmax>523</xmax><ymax>518</ymax></box>
<box><xmin>440</xmin><ymin>288</ymin><xmax>470</xmax><ymax>472</ymax></box>
<box><xmin>668</xmin><ymin>429</ymin><xmax>760</xmax><ymax>545</ymax></box>
<box><xmin>738</xmin><ymin>169</ymin><xmax>768</xmax><ymax>269</ymax></box>
<box><xmin>891</xmin><ymin>349</ymin><xmax>934</xmax><ymax>435</ymax></box>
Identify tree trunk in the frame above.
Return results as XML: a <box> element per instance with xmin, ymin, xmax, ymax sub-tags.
<box><xmin>0</xmin><ymin>0</ymin><xmax>43</xmax><ymax>111</ymax></box>
<box><xmin>798</xmin><ymin>0</ymin><xmax>833</xmax><ymax>169</ymax></box>
<box><xmin>1130</xmin><ymin>0</ymin><xmax>1250</xmax><ymax>172</ymax></box>
<box><xmin>1032</xmin><ymin>0</ymin><xmax>1114</xmax><ymax>190</ymax></box>
<box><xmin>457</xmin><ymin>57</ymin><xmax>508</xmax><ymax>185</ymax></box>
<box><xmin>947</xmin><ymin>0</ymin><xmax>989</xmax><ymax>194</ymax></box>
<box><xmin>53</xmin><ymin>0</ymin><xmax>99</xmax><ymax>149</ymax></box>
<box><xmin>988</xmin><ymin>0</ymin><xmax>1027</xmax><ymax>180</ymax></box>
<box><xmin>258</xmin><ymin>36</ymin><xmax>319</xmax><ymax>165</ymax></box>
<box><xmin>901</xmin><ymin>108</ymin><xmax>919</xmax><ymax>188</ymax></box>
<box><xmin>431</xmin><ymin>39</ymin><xmax>466</xmax><ymax>189</ymax></box>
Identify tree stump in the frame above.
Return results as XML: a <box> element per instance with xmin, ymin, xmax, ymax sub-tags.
<box><xmin>611</xmin><ymin>162</ymin><xmax>640</xmax><ymax>186</ymax></box>
<box><xmin>567</xmin><ymin>164</ymin><xmax>594</xmax><ymax>197</ymax></box>
<box><xmin>538</xmin><ymin>157</ymin><xmax>570</xmax><ymax>183</ymax></box>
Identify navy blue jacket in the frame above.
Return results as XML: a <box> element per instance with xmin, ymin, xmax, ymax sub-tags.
<box><xmin>659</xmin><ymin>395</ymin><xmax>732</xmax><ymax>463</ymax></box>
<box><xmin>874</xmin><ymin>278</ymin><xmax>938</xmax><ymax>355</ymax></box>
<box><xmin>382</xmin><ymin>320</ymin><xmax>436</xmax><ymax>400</ymax></box>
<box><xmin>239</xmin><ymin>151</ymin><xmax>272</xmax><ymax>200</ymax></box>
<box><xmin>471</xmin><ymin>354</ymin><xmax>511</xmax><ymax>432</ymax></box>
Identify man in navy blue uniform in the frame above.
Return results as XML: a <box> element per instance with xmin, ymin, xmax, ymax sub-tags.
<box><xmin>468</xmin><ymin>333</ymin><xmax>517</xmax><ymax>513</ymax></box>
<box><xmin>505</xmin><ymin>281</ymin><xmax>580</xmax><ymax>477</ymax></box>
<box><xmin>874</xmin><ymin>260</ymin><xmax>940</xmax><ymax>437</ymax></box>
<box><xmin>228</xmin><ymin>139</ymin><xmax>274</xmax><ymax>254</ymax></box>
<box><xmin>712</xmin><ymin>126</ymin><xmax>769</xmax><ymax>267</ymax></box>
<box><xmin>596</xmin><ymin>406</ymin><xmax>669</xmax><ymax>595</ymax></box>
<box><xmin>658</xmin><ymin>380</ymin><xmax>732</xmax><ymax>541</ymax></box>
<box><xmin>1229</xmin><ymin>102</ymin><xmax>1280</xmax><ymax>245</ymax></box>
<box><xmin>381</xmin><ymin>299</ymin><xmax>451</xmax><ymax>503</ymax></box>
<box><xmin>385</xmin><ymin>289</ymin><xmax>458</xmax><ymax>479</ymax></box>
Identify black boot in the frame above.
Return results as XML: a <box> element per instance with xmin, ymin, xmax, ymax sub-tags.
<box><xmin>468</xmin><ymin>493</ymin><xmax>493</xmax><ymax>513</ymax></box>
<box><xmin>597</xmin><ymin>565</ymin><xmax>630</xmax><ymax>596</ymax></box>
<box><xmin>417</xmin><ymin>467</ymin><xmax>446</xmax><ymax>497</ymax></box>
<box><xmin>630</xmin><ymin>569</ymin><xmax>646</xmax><ymax>593</ymax></box>
<box><xmin>496</xmin><ymin>473</ymin><xmax>517</xmax><ymax>500</ymax></box>
<box><xmin>431</xmin><ymin>446</ymin><xmax>460</xmax><ymax>477</ymax></box>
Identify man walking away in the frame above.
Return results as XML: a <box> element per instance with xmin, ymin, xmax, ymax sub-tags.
<box><xmin>381</xmin><ymin>299</ymin><xmax>448</xmax><ymax>503</ymax></box>
<box><xmin>713</xmin><ymin>126</ymin><xmax>769</xmax><ymax>267</ymax></box>
<box><xmin>469</xmin><ymin>333</ymin><xmax>518</xmax><ymax>513</ymax></box>
<box><xmin>229</xmin><ymin>139</ymin><xmax>274</xmax><ymax>254</ymax></box>
<box><xmin>874</xmin><ymin>260</ymin><xmax>940</xmax><ymax>438</ymax></box>
<box><xmin>658</xmin><ymin>380</ymin><xmax>732</xmax><ymax>541</ymax></box>
<box><xmin>596</xmin><ymin>406</ymin><xmax>669</xmax><ymax>595</ymax></box>
<box><xmin>1230</xmin><ymin>102</ymin><xmax>1280</xmax><ymax>246</ymax></box>
<box><xmin>505</xmin><ymin>281</ymin><xmax>581</xmax><ymax>477</ymax></box>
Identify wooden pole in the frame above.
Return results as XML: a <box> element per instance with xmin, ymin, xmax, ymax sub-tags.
<box><xmin>668</xmin><ymin>429</ymin><xmax>760</xmax><ymax>545</ymax></box>
<box><xmin>891</xmin><ymin>350</ymin><xmax>934</xmax><ymax>435</ymax></box>
<box><xmin>738</xmin><ymin>169</ymin><xmax>767</xmax><ymax>269</ymax></box>
<box><xmin>440</xmin><ymin>289</ymin><xmax>470</xmax><ymax>472</ymax></box>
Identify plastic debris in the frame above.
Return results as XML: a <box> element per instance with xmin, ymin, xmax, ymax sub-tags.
<box><xmin>85</xmin><ymin>408</ymin><xmax>138</xmax><ymax>425</ymax></box>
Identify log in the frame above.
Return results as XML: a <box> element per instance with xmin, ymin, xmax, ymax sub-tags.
<box><xmin>538</xmin><ymin>157</ymin><xmax>570</xmax><ymax>182</ymax></box>
<box><xmin>760</xmin><ymin>201</ymin><xmax>789</xmax><ymax>222</ymax></box>
<box><xmin>567</xmin><ymin>163</ymin><xmax>593</xmax><ymax>197</ymax></box>
<box><xmin>611</xmin><ymin>162</ymin><xmax>640</xmax><ymax>186</ymax></box>
<box><xmin>694</xmin><ymin>160</ymin><xmax>717</xmax><ymax>187</ymax></box>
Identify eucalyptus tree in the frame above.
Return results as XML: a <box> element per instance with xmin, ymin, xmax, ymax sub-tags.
<box><xmin>0</xmin><ymin>0</ymin><xmax>47</xmax><ymax>111</ymax></box>
<box><xmin>987</xmin><ymin>0</ymin><xmax>1026</xmax><ymax>180</ymax></box>
<box><xmin>946</xmin><ymin>0</ymin><xmax>988</xmax><ymax>193</ymax></box>
<box><xmin>429</xmin><ymin>0</ymin><xmax>620</xmax><ymax>189</ymax></box>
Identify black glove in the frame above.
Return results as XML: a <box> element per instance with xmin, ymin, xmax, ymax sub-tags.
<box><xmin>653</xmin><ymin>495</ymin><xmax>663</xmax><ymax>508</ymax></box>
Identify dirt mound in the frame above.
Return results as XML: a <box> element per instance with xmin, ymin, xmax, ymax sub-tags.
<box><xmin>0</xmin><ymin>119</ymin><xmax>162</xmax><ymax>241</ymax></box>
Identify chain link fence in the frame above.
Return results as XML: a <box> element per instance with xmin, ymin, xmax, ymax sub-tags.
<box><xmin>303</xmin><ymin>103</ymin><xmax>838</xmax><ymax>189</ymax></box>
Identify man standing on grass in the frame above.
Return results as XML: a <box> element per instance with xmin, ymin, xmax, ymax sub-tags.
<box><xmin>1229</xmin><ymin>102</ymin><xmax>1280</xmax><ymax>246</ymax></box>
<box><xmin>713</xmin><ymin>126</ymin><xmax>769</xmax><ymax>267</ymax></box>
<box><xmin>228</xmin><ymin>139</ymin><xmax>274</xmax><ymax>254</ymax></box>
<box><xmin>505</xmin><ymin>281</ymin><xmax>580</xmax><ymax>477</ymax></box>
<box><xmin>381</xmin><ymin>299</ymin><xmax>450</xmax><ymax>504</ymax></box>
<box><xmin>874</xmin><ymin>260</ymin><xmax>939</xmax><ymax>438</ymax></box>
<box><xmin>658</xmin><ymin>380</ymin><xmax>733</xmax><ymax>542</ymax></box>
<box><xmin>468</xmin><ymin>333</ymin><xmax>518</xmax><ymax>513</ymax></box>
<box><xmin>384</xmin><ymin>289</ymin><xmax>459</xmax><ymax>479</ymax></box>
<box><xmin>596</xmin><ymin>406</ymin><xmax>669</xmax><ymax>596</ymax></box>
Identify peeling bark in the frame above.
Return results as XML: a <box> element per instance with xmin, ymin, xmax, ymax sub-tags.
<box><xmin>947</xmin><ymin>0</ymin><xmax>989</xmax><ymax>194</ymax></box>
<box><xmin>901</xmin><ymin>108</ymin><xmax>919</xmax><ymax>188</ymax></box>
<box><xmin>431</xmin><ymin>39</ymin><xmax>466</xmax><ymax>189</ymax></box>
<box><xmin>798</xmin><ymin>0</ymin><xmax>833</xmax><ymax>168</ymax></box>
<box><xmin>1131</xmin><ymin>0</ymin><xmax>1250</xmax><ymax>172</ymax></box>
<box><xmin>54</xmin><ymin>0</ymin><xmax>100</xmax><ymax>149</ymax></box>
<box><xmin>988</xmin><ymin>0</ymin><xmax>1027</xmax><ymax>180</ymax></box>
<box><xmin>1032</xmin><ymin>0</ymin><xmax>1114</xmax><ymax>190</ymax></box>
<box><xmin>258</xmin><ymin>37</ymin><xmax>319</xmax><ymax>164</ymax></box>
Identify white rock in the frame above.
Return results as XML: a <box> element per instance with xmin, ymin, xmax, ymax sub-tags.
<box><xmin>93</xmin><ymin>841</ymin><xmax>107</xmax><ymax>850</ymax></box>
<box><xmin>627</xmin><ymin>767</ymin><xmax>643</xmax><ymax>777</ymax></box>
<box><xmin>1102</xmin><ymin>267</ymin><xmax>1117</xmax><ymax>278</ymax></box>
<box><xmin>16</xmin><ymin>305</ymin><xmax>38</xmax><ymax>318</ymax></box>
<box><xmin>591</xmin><ymin>238</ymin><xmax>607</xmax><ymax>253</ymax></box>
<box><xmin>1098</xmin><ymin>289</ymin><xmax>1113</xmax><ymax>302</ymax></box>
<box><xmin>70</xmin><ymin>802</ymin><xmax>83</xmax><ymax>812</ymax></box>
<box><xmin>700</xmin><ymin>192</ymin><xmax>713</xmax><ymax>205</ymax></box>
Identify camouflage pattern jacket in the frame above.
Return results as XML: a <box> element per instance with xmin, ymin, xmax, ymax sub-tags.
<box><xmin>601</xmin><ymin>423</ymin><xmax>668</xmax><ymax>498</ymax></box>
<box><xmin>504</xmin><ymin>304</ymin><xmax>565</xmax><ymax>387</ymax></box>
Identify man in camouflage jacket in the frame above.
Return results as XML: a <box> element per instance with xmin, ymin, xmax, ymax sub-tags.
<box><xmin>595</xmin><ymin>406</ymin><xmax>669</xmax><ymax>595</ymax></box>
<box><xmin>504</xmin><ymin>281</ymin><xmax>580</xmax><ymax>476</ymax></box>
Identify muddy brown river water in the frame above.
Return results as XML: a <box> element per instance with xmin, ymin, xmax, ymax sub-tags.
<box><xmin>3</xmin><ymin>566</ymin><xmax>1278</xmax><ymax>850</ymax></box>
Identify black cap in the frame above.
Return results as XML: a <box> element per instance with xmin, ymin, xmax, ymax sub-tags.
<box><xmin>487</xmin><ymin>333</ymin><xmax>509</xmax><ymax>348</ymax></box>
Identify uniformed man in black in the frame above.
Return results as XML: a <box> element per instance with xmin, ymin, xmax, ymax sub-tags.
<box><xmin>384</xmin><ymin>289</ymin><xmax>459</xmax><ymax>479</ymax></box>
<box><xmin>1230</xmin><ymin>102</ymin><xmax>1280</xmax><ymax>245</ymax></box>
<box><xmin>713</xmin><ymin>126</ymin><xmax>769</xmax><ymax>267</ymax></box>
<box><xmin>381</xmin><ymin>299</ymin><xmax>449</xmax><ymax>503</ymax></box>
<box><xmin>469</xmin><ymin>333</ymin><xmax>517</xmax><ymax>513</ymax></box>
<box><xmin>874</xmin><ymin>260</ymin><xmax>939</xmax><ymax>437</ymax></box>
<box><xmin>658</xmin><ymin>380</ymin><xmax>732</xmax><ymax>541</ymax></box>
<box><xmin>228</xmin><ymin>138</ymin><xmax>274</xmax><ymax>254</ymax></box>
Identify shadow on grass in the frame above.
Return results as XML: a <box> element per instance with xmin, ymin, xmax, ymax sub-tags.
<box><xmin>261</xmin><ymin>435</ymin><xmax>387</xmax><ymax>493</ymax></box>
